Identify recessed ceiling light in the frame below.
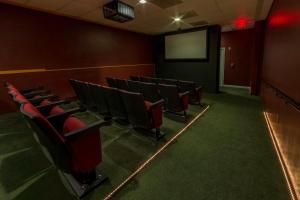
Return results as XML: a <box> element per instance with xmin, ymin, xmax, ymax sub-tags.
<box><xmin>139</xmin><ymin>0</ymin><xmax>147</xmax><ymax>4</ymax></box>
<box><xmin>174</xmin><ymin>17</ymin><xmax>182</xmax><ymax>22</ymax></box>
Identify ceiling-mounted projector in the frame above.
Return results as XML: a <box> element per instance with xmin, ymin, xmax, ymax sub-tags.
<box><xmin>103</xmin><ymin>0</ymin><xmax>135</xmax><ymax>23</ymax></box>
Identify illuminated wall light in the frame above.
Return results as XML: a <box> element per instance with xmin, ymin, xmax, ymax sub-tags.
<box><xmin>234</xmin><ymin>17</ymin><xmax>251</xmax><ymax>29</ymax></box>
<box><xmin>139</xmin><ymin>0</ymin><xmax>147</xmax><ymax>4</ymax></box>
<box><xmin>269</xmin><ymin>11</ymin><xmax>300</xmax><ymax>26</ymax></box>
<box><xmin>263</xmin><ymin>112</ymin><xmax>298</xmax><ymax>200</ymax></box>
<box><xmin>103</xmin><ymin>106</ymin><xmax>210</xmax><ymax>200</ymax></box>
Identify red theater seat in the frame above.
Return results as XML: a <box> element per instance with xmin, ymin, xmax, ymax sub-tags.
<box><xmin>158</xmin><ymin>84</ymin><xmax>190</xmax><ymax>118</ymax></box>
<box><xmin>178</xmin><ymin>80</ymin><xmax>203</xmax><ymax>105</ymax></box>
<box><xmin>120</xmin><ymin>90</ymin><xmax>164</xmax><ymax>139</ymax></box>
<box><xmin>21</xmin><ymin>102</ymin><xmax>110</xmax><ymax>197</ymax></box>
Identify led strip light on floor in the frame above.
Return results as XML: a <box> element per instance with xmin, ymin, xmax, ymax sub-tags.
<box><xmin>103</xmin><ymin>105</ymin><xmax>210</xmax><ymax>200</ymax></box>
<box><xmin>263</xmin><ymin>112</ymin><xmax>298</xmax><ymax>200</ymax></box>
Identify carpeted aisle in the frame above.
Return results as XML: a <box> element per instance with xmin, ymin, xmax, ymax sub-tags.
<box><xmin>0</xmin><ymin>88</ymin><xmax>290</xmax><ymax>200</ymax></box>
<box><xmin>114</xmin><ymin>88</ymin><xmax>290</xmax><ymax>200</ymax></box>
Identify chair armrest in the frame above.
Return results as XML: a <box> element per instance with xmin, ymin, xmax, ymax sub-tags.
<box><xmin>65</xmin><ymin>120</ymin><xmax>112</xmax><ymax>139</ymax></box>
<box><xmin>148</xmin><ymin>99</ymin><xmax>164</xmax><ymax>109</ymax></box>
<box><xmin>27</xmin><ymin>94</ymin><xmax>57</xmax><ymax>106</ymax></box>
<box><xmin>195</xmin><ymin>86</ymin><xmax>203</xmax><ymax>91</ymax></box>
<box><xmin>23</xmin><ymin>90</ymin><xmax>49</xmax><ymax>98</ymax></box>
<box><xmin>47</xmin><ymin>107</ymin><xmax>83</xmax><ymax>121</ymax></box>
<box><xmin>47</xmin><ymin>107</ymin><xmax>84</xmax><ymax>132</ymax></box>
<box><xmin>36</xmin><ymin>100</ymin><xmax>68</xmax><ymax>115</ymax></box>
<box><xmin>179</xmin><ymin>91</ymin><xmax>190</xmax><ymax>97</ymax></box>
<box><xmin>19</xmin><ymin>86</ymin><xmax>44</xmax><ymax>94</ymax></box>
<box><xmin>28</xmin><ymin>94</ymin><xmax>57</xmax><ymax>102</ymax></box>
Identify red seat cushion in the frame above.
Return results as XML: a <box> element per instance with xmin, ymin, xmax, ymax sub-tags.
<box><xmin>49</xmin><ymin>106</ymin><xmax>65</xmax><ymax>115</ymax></box>
<box><xmin>15</xmin><ymin>94</ymin><xmax>29</xmax><ymax>104</ymax></box>
<box><xmin>144</xmin><ymin>101</ymin><xmax>163</xmax><ymax>128</ymax></box>
<box><xmin>33</xmin><ymin>95</ymin><xmax>42</xmax><ymax>99</ymax></box>
<box><xmin>40</xmin><ymin>99</ymin><xmax>52</xmax><ymax>106</ymax></box>
<box><xmin>63</xmin><ymin>117</ymin><xmax>86</xmax><ymax>134</ymax></box>
<box><xmin>63</xmin><ymin>117</ymin><xmax>101</xmax><ymax>172</ymax></box>
<box><xmin>9</xmin><ymin>89</ymin><xmax>19</xmax><ymax>96</ymax></box>
<box><xmin>144</xmin><ymin>101</ymin><xmax>152</xmax><ymax>110</ymax></box>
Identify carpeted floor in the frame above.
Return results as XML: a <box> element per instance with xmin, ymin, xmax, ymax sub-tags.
<box><xmin>0</xmin><ymin>88</ymin><xmax>290</xmax><ymax>200</ymax></box>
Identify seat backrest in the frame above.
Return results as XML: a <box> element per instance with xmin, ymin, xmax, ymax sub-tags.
<box><xmin>71</xmin><ymin>80</ymin><xmax>86</xmax><ymax>105</ymax></box>
<box><xmin>115</xmin><ymin>79</ymin><xmax>129</xmax><ymax>90</ymax></box>
<box><xmin>102</xmin><ymin>86</ymin><xmax>127</xmax><ymax>120</ymax></box>
<box><xmin>80</xmin><ymin>82</ymin><xmax>94</xmax><ymax>108</ymax></box>
<box><xmin>178</xmin><ymin>80</ymin><xmax>196</xmax><ymax>95</ymax></box>
<box><xmin>158</xmin><ymin>84</ymin><xmax>182</xmax><ymax>111</ymax></box>
<box><xmin>139</xmin><ymin>82</ymin><xmax>161</xmax><ymax>102</ymax></box>
<box><xmin>106</xmin><ymin>77</ymin><xmax>117</xmax><ymax>88</ymax></box>
<box><xmin>120</xmin><ymin>90</ymin><xmax>152</xmax><ymax>129</ymax></box>
<box><xmin>140</xmin><ymin>77</ymin><xmax>152</xmax><ymax>83</ymax></box>
<box><xmin>130</xmin><ymin>76</ymin><xmax>140</xmax><ymax>81</ymax></box>
<box><xmin>163</xmin><ymin>78</ymin><xmax>179</xmax><ymax>86</ymax></box>
<box><xmin>150</xmin><ymin>77</ymin><xmax>162</xmax><ymax>84</ymax></box>
<box><xmin>89</xmin><ymin>83</ymin><xmax>110</xmax><ymax>115</ymax></box>
<box><xmin>69</xmin><ymin>79</ymin><xmax>81</xmax><ymax>100</ymax></box>
<box><xmin>127</xmin><ymin>80</ymin><xmax>141</xmax><ymax>93</ymax></box>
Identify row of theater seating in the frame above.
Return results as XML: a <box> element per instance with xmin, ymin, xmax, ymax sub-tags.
<box><xmin>106</xmin><ymin>77</ymin><xmax>198</xmax><ymax>118</ymax></box>
<box><xmin>69</xmin><ymin>79</ymin><xmax>165</xmax><ymax>139</ymax></box>
<box><xmin>130</xmin><ymin>76</ymin><xmax>203</xmax><ymax>105</ymax></box>
<box><xmin>5</xmin><ymin>82</ymin><xmax>110</xmax><ymax>198</ymax></box>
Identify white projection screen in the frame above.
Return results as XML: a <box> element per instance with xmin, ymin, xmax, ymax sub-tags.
<box><xmin>165</xmin><ymin>30</ymin><xmax>207</xmax><ymax>59</ymax></box>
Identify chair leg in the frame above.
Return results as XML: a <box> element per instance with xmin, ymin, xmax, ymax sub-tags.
<box><xmin>63</xmin><ymin>169</ymin><xmax>108</xmax><ymax>199</ymax></box>
<box><xmin>183</xmin><ymin>110</ymin><xmax>188</xmax><ymax>121</ymax></box>
<box><xmin>155</xmin><ymin>128</ymin><xmax>164</xmax><ymax>141</ymax></box>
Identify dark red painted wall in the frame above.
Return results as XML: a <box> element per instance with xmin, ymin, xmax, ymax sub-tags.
<box><xmin>262</xmin><ymin>0</ymin><xmax>300</xmax><ymax>103</ymax></box>
<box><xmin>221</xmin><ymin>22</ymin><xmax>265</xmax><ymax>92</ymax></box>
<box><xmin>0</xmin><ymin>3</ymin><xmax>153</xmax><ymax>70</ymax></box>
<box><xmin>0</xmin><ymin>3</ymin><xmax>155</xmax><ymax>114</ymax></box>
<box><xmin>261</xmin><ymin>0</ymin><xmax>300</xmax><ymax>195</ymax></box>
<box><xmin>221</xmin><ymin>29</ymin><xmax>254</xmax><ymax>86</ymax></box>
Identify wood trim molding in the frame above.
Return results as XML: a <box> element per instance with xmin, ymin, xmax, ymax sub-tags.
<box><xmin>0</xmin><ymin>68</ymin><xmax>46</xmax><ymax>75</ymax></box>
<box><xmin>0</xmin><ymin>64</ymin><xmax>154</xmax><ymax>75</ymax></box>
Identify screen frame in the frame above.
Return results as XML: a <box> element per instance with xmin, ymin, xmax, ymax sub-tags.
<box><xmin>164</xmin><ymin>27</ymin><xmax>210</xmax><ymax>62</ymax></box>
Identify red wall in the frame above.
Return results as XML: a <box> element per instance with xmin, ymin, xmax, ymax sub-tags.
<box><xmin>221</xmin><ymin>22</ymin><xmax>265</xmax><ymax>93</ymax></box>
<box><xmin>0</xmin><ymin>3</ymin><xmax>155</xmax><ymax>114</ymax></box>
<box><xmin>221</xmin><ymin>29</ymin><xmax>254</xmax><ymax>86</ymax></box>
<box><xmin>261</xmin><ymin>0</ymin><xmax>300</xmax><ymax>196</ymax></box>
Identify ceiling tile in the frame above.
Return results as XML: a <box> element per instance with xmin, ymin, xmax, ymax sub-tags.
<box><xmin>3</xmin><ymin>0</ymin><xmax>275</xmax><ymax>35</ymax></box>
<box><xmin>28</xmin><ymin>0</ymin><xmax>72</xmax><ymax>11</ymax></box>
<box><xmin>215</xmin><ymin>0</ymin><xmax>257</xmax><ymax>19</ymax></box>
<box><xmin>3</xmin><ymin>0</ymin><xmax>29</xmax><ymax>4</ymax></box>
<box><xmin>57</xmin><ymin>1</ymin><xmax>98</xmax><ymax>17</ymax></box>
<box><xmin>258</xmin><ymin>0</ymin><xmax>273</xmax><ymax>20</ymax></box>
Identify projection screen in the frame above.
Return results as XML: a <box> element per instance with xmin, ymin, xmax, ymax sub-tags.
<box><xmin>165</xmin><ymin>30</ymin><xmax>207</xmax><ymax>59</ymax></box>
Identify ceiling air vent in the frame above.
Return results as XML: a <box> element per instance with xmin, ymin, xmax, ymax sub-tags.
<box><xmin>103</xmin><ymin>0</ymin><xmax>134</xmax><ymax>23</ymax></box>
<box><xmin>149</xmin><ymin>0</ymin><xmax>183</xmax><ymax>9</ymax></box>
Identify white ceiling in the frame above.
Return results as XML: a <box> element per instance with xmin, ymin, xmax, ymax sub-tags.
<box><xmin>1</xmin><ymin>0</ymin><xmax>273</xmax><ymax>35</ymax></box>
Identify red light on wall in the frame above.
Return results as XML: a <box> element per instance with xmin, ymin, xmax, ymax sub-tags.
<box><xmin>269</xmin><ymin>12</ymin><xmax>299</xmax><ymax>26</ymax></box>
<box><xmin>235</xmin><ymin>17</ymin><xmax>250</xmax><ymax>29</ymax></box>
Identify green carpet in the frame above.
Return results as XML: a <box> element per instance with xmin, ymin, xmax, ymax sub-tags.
<box><xmin>0</xmin><ymin>89</ymin><xmax>290</xmax><ymax>200</ymax></box>
<box><xmin>114</xmin><ymin>89</ymin><xmax>290</xmax><ymax>200</ymax></box>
